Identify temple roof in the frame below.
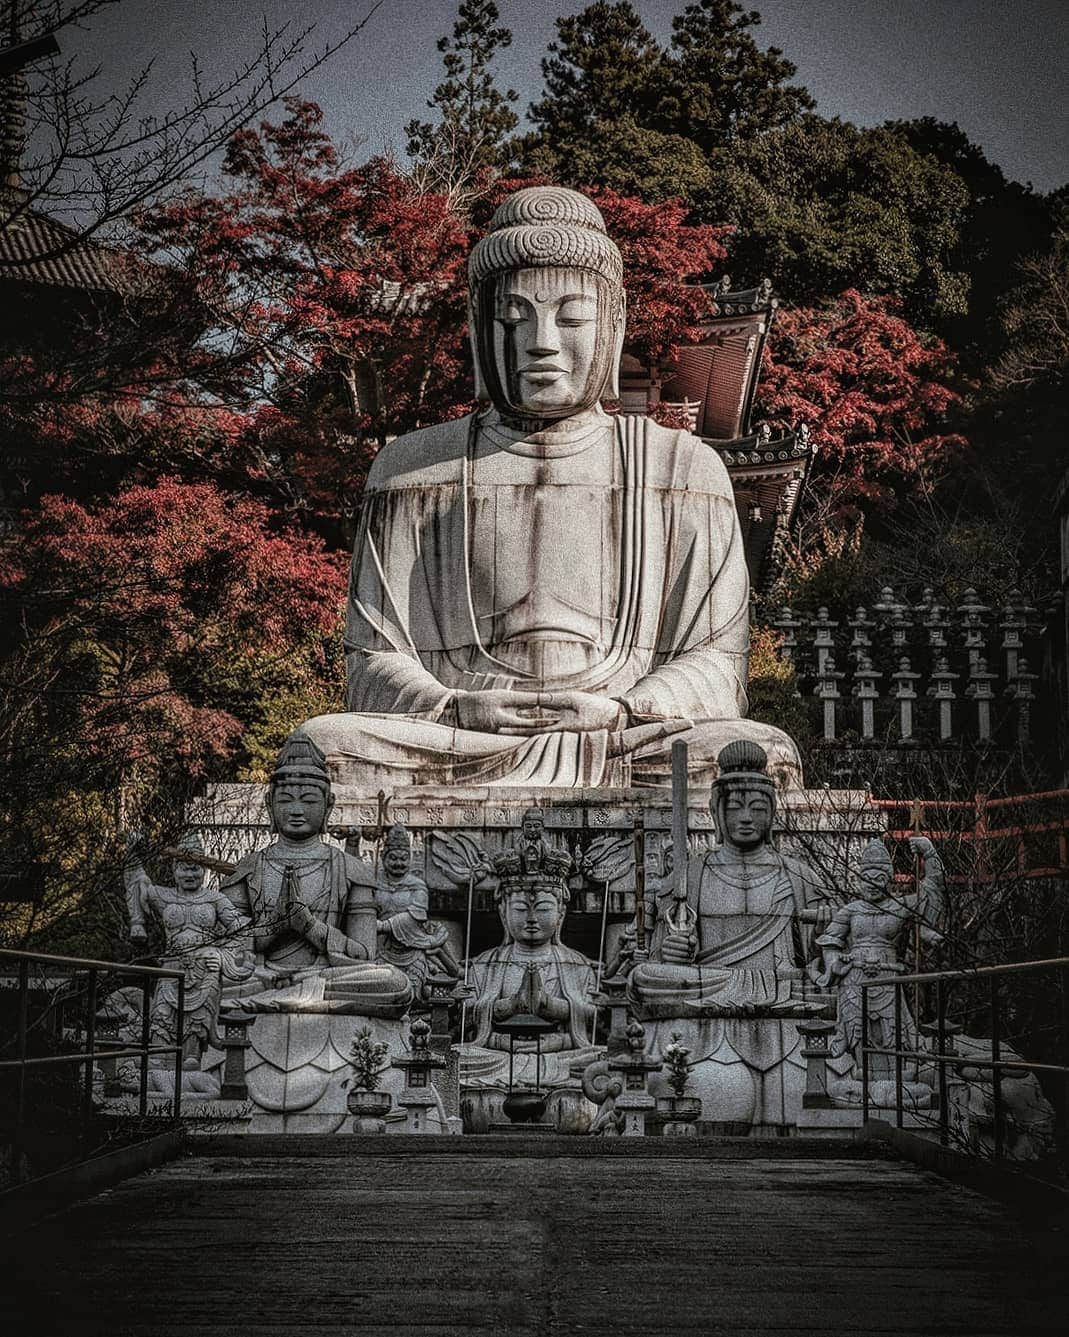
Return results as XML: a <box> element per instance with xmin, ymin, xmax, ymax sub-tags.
<box><xmin>0</xmin><ymin>207</ymin><xmax>140</xmax><ymax>294</ymax></box>
<box><xmin>659</xmin><ymin>278</ymin><xmax>777</xmax><ymax>442</ymax></box>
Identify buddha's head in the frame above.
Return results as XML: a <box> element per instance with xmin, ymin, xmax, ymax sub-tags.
<box><xmin>711</xmin><ymin>740</ymin><xmax>776</xmax><ymax>852</ymax></box>
<box><xmin>171</xmin><ymin>831</ymin><xmax>206</xmax><ymax>896</ymax></box>
<box><xmin>468</xmin><ymin>186</ymin><xmax>625</xmax><ymax>425</ymax></box>
<box><xmin>382</xmin><ymin>822</ymin><xmax>412</xmax><ymax>879</ymax></box>
<box><xmin>857</xmin><ymin>840</ymin><xmax>894</xmax><ymax>901</ymax></box>
<box><xmin>268</xmin><ymin>735</ymin><xmax>334</xmax><ymax>840</ymax></box>
<box><xmin>499</xmin><ymin>880</ymin><xmax>567</xmax><ymax>948</ymax></box>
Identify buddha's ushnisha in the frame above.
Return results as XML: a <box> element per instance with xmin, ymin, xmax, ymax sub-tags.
<box><xmin>296</xmin><ymin>186</ymin><xmax>800</xmax><ymax>788</ymax></box>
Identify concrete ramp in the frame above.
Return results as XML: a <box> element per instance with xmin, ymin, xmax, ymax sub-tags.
<box><xmin>2</xmin><ymin>1137</ymin><xmax>1066</xmax><ymax>1335</ymax></box>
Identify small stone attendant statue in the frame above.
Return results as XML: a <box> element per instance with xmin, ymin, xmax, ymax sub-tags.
<box><xmin>124</xmin><ymin>830</ymin><xmax>252</xmax><ymax>1066</ymax></box>
<box><xmin>815</xmin><ymin>837</ymin><xmax>944</xmax><ymax>1101</ymax></box>
<box><xmin>220</xmin><ymin>737</ymin><xmax>412</xmax><ymax>1017</ymax></box>
<box><xmin>293</xmin><ymin>185</ymin><xmax>800</xmax><ymax>790</ymax></box>
<box><xmin>374</xmin><ymin>822</ymin><xmax>459</xmax><ymax>990</ymax></box>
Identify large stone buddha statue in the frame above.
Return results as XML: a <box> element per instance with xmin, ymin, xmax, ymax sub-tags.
<box><xmin>297</xmin><ymin>186</ymin><xmax>800</xmax><ymax>789</ymax></box>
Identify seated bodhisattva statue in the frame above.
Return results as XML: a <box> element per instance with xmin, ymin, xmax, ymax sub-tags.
<box><xmin>294</xmin><ymin>185</ymin><xmax>800</xmax><ymax>790</ymax></box>
<box><xmin>220</xmin><ymin>738</ymin><xmax>412</xmax><ymax>1016</ymax></box>
<box><xmin>625</xmin><ymin>739</ymin><xmax>830</xmax><ymax>1125</ymax></box>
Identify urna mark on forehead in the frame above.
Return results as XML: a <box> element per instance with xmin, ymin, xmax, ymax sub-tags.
<box><xmin>496</xmin><ymin>266</ymin><xmax>600</xmax><ymax>316</ymax></box>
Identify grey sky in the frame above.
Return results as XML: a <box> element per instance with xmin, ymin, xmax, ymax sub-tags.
<box><xmin>74</xmin><ymin>0</ymin><xmax>1068</xmax><ymax>192</ymax></box>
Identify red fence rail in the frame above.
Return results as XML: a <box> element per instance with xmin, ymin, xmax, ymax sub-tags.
<box><xmin>869</xmin><ymin>790</ymin><xmax>1069</xmax><ymax>882</ymax></box>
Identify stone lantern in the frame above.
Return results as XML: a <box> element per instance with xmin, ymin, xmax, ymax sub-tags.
<box><xmin>392</xmin><ymin>1017</ymin><xmax>447</xmax><ymax>1134</ymax></box>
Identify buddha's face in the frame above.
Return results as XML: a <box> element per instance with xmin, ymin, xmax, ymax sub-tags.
<box><xmin>503</xmin><ymin>888</ymin><xmax>561</xmax><ymax>948</ymax></box>
<box><xmin>721</xmin><ymin>790</ymin><xmax>773</xmax><ymax>851</ymax></box>
<box><xmin>481</xmin><ymin>266</ymin><xmax>619</xmax><ymax>421</ymax></box>
<box><xmin>270</xmin><ymin>782</ymin><xmax>331</xmax><ymax>840</ymax></box>
<box><xmin>172</xmin><ymin>859</ymin><xmax>205</xmax><ymax>895</ymax></box>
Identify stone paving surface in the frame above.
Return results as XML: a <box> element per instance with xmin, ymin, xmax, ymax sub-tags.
<box><xmin>2</xmin><ymin>1140</ymin><xmax>1067</xmax><ymax>1335</ymax></box>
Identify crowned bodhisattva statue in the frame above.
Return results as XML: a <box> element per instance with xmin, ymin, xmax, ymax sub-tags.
<box><xmin>294</xmin><ymin>186</ymin><xmax>801</xmax><ymax>790</ymax></box>
<box><xmin>460</xmin><ymin>811</ymin><xmax>600</xmax><ymax>1096</ymax></box>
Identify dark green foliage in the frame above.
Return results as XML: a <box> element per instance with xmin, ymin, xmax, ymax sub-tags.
<box><xmin>406</xmin><ymin>1</ymin><xmax>519</xmax><ymax>181</ymax></box>
<box><xmin>715</xmin><ymin>117</ymin><xmax>972</xmax><ymax>320</ymax></box>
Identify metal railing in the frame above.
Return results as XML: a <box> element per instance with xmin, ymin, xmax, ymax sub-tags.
<box><xmin>861</xmin><ymin>956</ymin><xmax>1069</xmax><ymax>1160</ymax></box>
<box><xmin>0</xmin><ymin>948</ymin><xmax>185</xmax><ymax>1185</ymax></box>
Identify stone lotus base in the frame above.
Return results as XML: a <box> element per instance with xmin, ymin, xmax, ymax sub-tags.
<box><xmin>234</xmin><ymin>1012</ymin><xmax>413</xmax><ymax>1134</ymax></box>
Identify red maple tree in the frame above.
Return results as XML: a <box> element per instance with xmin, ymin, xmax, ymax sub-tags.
<box><xmin>758</xmin><ymin>289</ymin><xmax>967</xmax><ymax>520</ymax></box>
<box><xmin>0</xmin><ymin>477</ymin><xmax>346</xmax><ymax>787</ymax></box>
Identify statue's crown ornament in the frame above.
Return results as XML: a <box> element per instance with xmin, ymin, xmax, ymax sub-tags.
<box><xmin>469</xmin><ymin>186</ymin><xmax>624</xmax><ymax>289</ymax></box>
<box><xmin>859</xmin><ymin>839</ymin><xmax>894</xmax><ymax>876</ymax></box>
<box><xmin>384</xmin><ymin>821</ymin><xmax>411</xmax><ymax>853</ymax></box>
<box><xmin>271</xmin><ymin>735</ymin><xmax>331</xmax><ymax>788</ymax></box>
<box><xmin>712</xmin><ymin>738</ymin><xmax>775</xmax><ymax>796</ymax></box>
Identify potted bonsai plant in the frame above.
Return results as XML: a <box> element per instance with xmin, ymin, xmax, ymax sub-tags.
<box><xmin>346</xmin><ymin>1027</ymin><xmax>392</xmax><ymax>1133</ymax></box>
<box><xmin>657</xmin><ymin>1032</ymin><xmax>702</xmax><ymax>1137</ymax></box>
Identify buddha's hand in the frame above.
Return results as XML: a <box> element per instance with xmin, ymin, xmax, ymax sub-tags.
<box><xmin>453</xmin><ymin>689</ymin><xmax>559</xmax><ymax>735</ymax></box>
<box><xmin>539</xmin><ymin>691</ymin><xmax>624</xmax><ymax>732</ymax></box>
<box><xmin>453</xmin><ymin>689</ymin><xmax>622</xmax><ymax>735</ymax></box>
<box><xmin>660</xmin><ymin>928</ymin><xmax>698</xmax><ymax>965</ymax></box>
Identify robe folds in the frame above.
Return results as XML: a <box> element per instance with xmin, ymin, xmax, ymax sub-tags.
<box><xmin>300</xmin><ymin>409</ymin><xmax>800</xmax><ymax>787</ymax></box>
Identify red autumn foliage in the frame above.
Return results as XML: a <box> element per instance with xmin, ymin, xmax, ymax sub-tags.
<box><xmin>758</xmin><ymin>289</ymin><xmax>967</xmax><ymax>518</ymax></box>
<box><xmin>0</xmin><ymin>477</ymin><xmax>346</xmax><ymax>780</ymax></box>
<box><xmin>135</xmin><ymin>106</ymin><xmax>731</xmax><ymax>526</ymax></box>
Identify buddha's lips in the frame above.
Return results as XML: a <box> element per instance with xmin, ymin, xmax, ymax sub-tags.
<box><xmin>519</xmin><ymin>365</ymin><xmax>566</xmax><ymax>376</ymax></box>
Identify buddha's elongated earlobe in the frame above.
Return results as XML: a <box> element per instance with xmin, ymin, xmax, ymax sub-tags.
<box><xmin>468</xmin><ymin>292</ymin><xmax>490</xmax><ymax>403</ymax></box>
<box><xmin>605</xmin><ymin>291</ymin><xmax>626</xmax><ymax>401</ymax></box>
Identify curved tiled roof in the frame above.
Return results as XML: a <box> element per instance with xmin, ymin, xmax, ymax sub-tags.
<box><xmin>0</xmin><ymin>207</ymin><xmax>139</xmax><ymax>293</ymax></box>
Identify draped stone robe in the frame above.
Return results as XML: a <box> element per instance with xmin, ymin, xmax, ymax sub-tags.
<box><xmin>302</xmin><ymin>409</ymin><xmax>798</xmax><ymax>788</ymax></box>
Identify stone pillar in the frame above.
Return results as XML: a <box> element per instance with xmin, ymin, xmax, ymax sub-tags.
<box><xmin>1007</xmin><ymin>657</ymin><xmax>1038</xmax><ymax>744</ymax></box>
<box><xmin>815</xmin><ymin>654</ymin><xmax>844</xmax><ymax>742</ymax></box>
<box><xmin>999</xmin><ymin>591</ymin><xmax>1027</xmax><ymax>682</ymax></box>
<box><xmin>812</xmin><ymin>607</ymin><xmax>839</xmax><ymax>676</ymax></box>
<box><xmin>924</xmin><ymin>603</ymin><xmax>950</xmax><ymax>656</ymax></box>
<box><xmin>609</xmin><ymin>1021</ymin><xmax>662</xmax><ymax>1137</ymax></box>
<box><xmin>966</xmin><ymin>657</ymin><xmax>998</xmax><ymax>741</ymax></box>
<box><xmin>929</xmin><ymin>657</ymin><xmax>959</xmax><ymax>742</ymax></box>
<box><xmin>772</xmin><ymin>605</ymin><xmax>803</xmax><ymax>670</ymax></box>
<box><xmin>425</xmin><ymin>973</ymin><xmax>465</xmax><ymax>1119</ymax></box>
<box><xmin>958</xmin><ymin>588</ymin><xmax>991</xmax><ymax>673</ymax></box>
<box><xmin>847</xmin><ymin>605</ymin><xmax>875</xmax><ymax>660</ymax></box>
<box><xmin>852</xmin><ymin>654</ymin><xmax>882</xmax><ymax>740</ymax></box>
<box><xmin>392</xmin><ymin>1018</ymin><xmax>448</xmax><ymax>1134</ymax></box>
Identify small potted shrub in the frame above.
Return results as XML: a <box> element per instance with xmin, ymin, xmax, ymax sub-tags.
<box><xmin>657</xmin><ymin>1032</ymin><xmax>702</xmax><ymax>1137</ymax></box>
<box><xmin>346</xmin><ymin>1027</ymin><xmax>392</xmax><ymax>1133</ymax></box>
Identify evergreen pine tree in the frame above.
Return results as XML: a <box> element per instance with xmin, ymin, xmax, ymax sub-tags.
<box><xmin>405</xmin><ymin>0</ymin><xmax>518</xmax><ymax>191</ymax></box>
